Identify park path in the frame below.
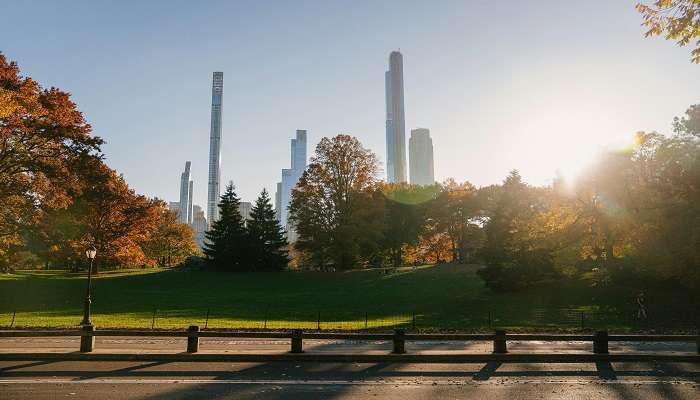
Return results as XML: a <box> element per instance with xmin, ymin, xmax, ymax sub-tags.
<box><xmin>0</xmin><ymin>336</ymin><xmax>696</xmax><ymax>354</ymax></box>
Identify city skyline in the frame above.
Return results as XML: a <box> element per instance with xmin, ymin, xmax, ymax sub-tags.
<box><xmin>3</xmin><ymin>1</ymin><xmax>699</xmax><ymax>205</ymax></box>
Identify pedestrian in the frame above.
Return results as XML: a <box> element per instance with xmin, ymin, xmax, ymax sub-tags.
<box><xmin>636</xmin><ymin>291</ymin><xmax>647</xmax><ymax>320</ymax></box>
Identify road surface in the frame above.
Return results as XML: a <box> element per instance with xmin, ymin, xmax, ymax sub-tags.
<box><xmin>1</xmin><ymin>336</ymin><xmax>698</xmax><ymax>399</ymax></box>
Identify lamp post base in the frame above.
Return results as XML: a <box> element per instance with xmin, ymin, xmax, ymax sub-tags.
<box><xmin>80</xmin><ymin>325</ymin><xmax>95</xmax><ymax>352</ymax></box>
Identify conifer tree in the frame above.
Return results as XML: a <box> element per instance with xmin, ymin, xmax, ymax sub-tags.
<box><xmin>203</xmin><ymin>183</ymin><xmax>248</xmax><ymax>270</ymax></box>
<box><xmin>247</xmin><ymin>189</ymin><xmax>289</xmax><ymax>270</ymax></box>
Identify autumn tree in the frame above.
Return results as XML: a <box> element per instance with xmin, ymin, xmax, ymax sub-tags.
<box><xmin>0</xmin><ymin>53</ymin><xmax>102</xmax><ymax>267</ymax></box>
<box><xmin>289</xmin><ymin>135</ymin><xmax>380</xmax><ymax>269</ymax></box>
<box><xmin>247</xmin><ymin>189</ymin><xmax>289</xmax><ymax>271</ymax></box>
<box><xmin>430</xmin><ymin>180</ymin><xmax>484</xmax><ymax>263</ymax></box>
<box><xmin>72</xmin><ymin>160</ymin><xmax>163</xmax><ymax>272</ymax></box>
<box><xmin>637</xmin><ymin>1</ymin><xmax>700</xmax><ymax>63</ymax></box>
<box><xmin>143</xmin><ymin>208</ymin><xmax>198</xmax><ymax>267</ymax></box>
<box><xmin>203</xmin><ymin>183</ymin><xmax>248</xmax><ymax>270</ymax></box>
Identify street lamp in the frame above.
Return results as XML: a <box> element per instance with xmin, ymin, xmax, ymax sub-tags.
<box><xmin>80</xmin><ymin>246</ymin><xmax>97</xmax><ymax>327</ymax></box>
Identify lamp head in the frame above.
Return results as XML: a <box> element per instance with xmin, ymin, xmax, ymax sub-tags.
<box><xmin>86</xmin><ymin>247</ymin><xmax>97</xmax><ymax>260</ymax></box>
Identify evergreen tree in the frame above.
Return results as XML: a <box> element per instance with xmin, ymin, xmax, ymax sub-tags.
<box><xmin>203</xmin><ymin>183</ymin><xmax>248</xmax><ymax>270</ymax></box>
<box><xmin>247</xmin><ymin>189</ymin><xmax>289</xmax><ymax>270</ymax></box>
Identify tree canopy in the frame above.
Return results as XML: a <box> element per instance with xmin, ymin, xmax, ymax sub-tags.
<box><xmin>1</xmin><ymin>52</ymin><xmax>196</xmax><ymax>271</ymax></box>
<box><xmin>637</xmin><ymin>1</ymin><xmax>700</xmax><ymax>63</ymax></box>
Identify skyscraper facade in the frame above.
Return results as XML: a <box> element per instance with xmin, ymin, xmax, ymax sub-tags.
<box><xmin>275</xmin><ymin>130</ymin><xmax>307</xmax><ymax>241</ymax></box>
<box><xmin>179</xmin><ymin>161</ymin><xmax>193</xmax><ymax>224</ymax></box>
<box><xmin>187</xmin><ymin>180</ymin><xmax>193</xmax><ymax>225</ymax></box>
<box><xmin>239</xmin><ymin>201</ymin><xmax>252</xmax><ymax>226</ymax></box>
<box><xmin>207</xmin><ymin>72</ymin><xmax>223</xmax><ymax>227</ymax></box>
<box><xmin>191</xmin><ymin>205</ymin><xmax>207</xmax><ymax>250</ymax></box>
<box><xmin>385</xmin><ymin>71</ymin><xmax>395</xmax><ymax>182</ymax></box>
<box><xmin>409</xmin><ymin>128</ymin><xmax>435</xmax><ymax>186</ymax></box>
<box><xmin>385</xmin><ymin>51</ymin><xmax>407</xmax><ymax>183</ymax></box>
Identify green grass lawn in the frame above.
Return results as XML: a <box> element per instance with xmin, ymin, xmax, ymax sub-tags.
<box><xmin>0</xmin><ymin>264</ymin><xmax>697</xmax><ymax>332</ymax></box>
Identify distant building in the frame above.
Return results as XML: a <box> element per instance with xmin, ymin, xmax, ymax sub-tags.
<box><xmin>409</xmin><ymin>128</ymin><xmax>435</xmax><ymax>186</ymax></box>
<box><xmin>274</xmin><ymin>130</ymin><xmax>307</xmax><ymax>241</ymax></box>
<box><xmin>168</xmin><ymin>201</ymin><xmax>180</xmax><ymax>218</ymax></box>
<box><xmin>179</xmin><ymin>161</ymin><xmax>193</xmax><ymax>224</ymax></box>
<box><xmin>239</xmin><ymin>201</ymin><xmax>252</xmax><ymax>226</ymax></box>
<box><xmin>207</xmin><ymin>72</ymin><xmax>224</xmax><ymax>227</ymax></box>
<box><xmin>191</xmin><ymin>205</ymin><xmax>207</xmax><ymax>249</ymax></box>
<box><xmin>274</xmin><ymin>182</ymin><xmax>282</xmax><ymax>222</ymax></box>
<box><xmin>385</xmin><ymin>50</ymin><xmax>407</xmax><ymax>183</ymax></box>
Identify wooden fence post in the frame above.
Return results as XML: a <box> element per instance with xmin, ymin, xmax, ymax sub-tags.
<box><xmin>493</xmin><ymin>330</ymin><xmax>507</xmax><ymax>353</ymax></box>
<box><xmin>290</xmin><ymin>329</ymin><xmax>303</xmax><ymax>353</ymax></box>
<box><xmin>593</xmin><ymin>330</ymin><xmax>609</xmax><ymax>354</ymax></box>
<box><xmin>392</xmin><ymin>329</ymin><xmax>406</xmax><ymax>354</ymax></box>
<box><xmin>80</xmin><ymin>325</ymin><xmax>95</xmax><ymax>353</ymax></box>
<box><xmin>187</xmin><ymin>325</ymin><xmax>200</xmax><ymax>353</ymax></box>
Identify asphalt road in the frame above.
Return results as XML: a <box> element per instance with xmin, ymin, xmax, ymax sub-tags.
<box><xmin>1</xmin><ymin>337</ymin><xmax>698</xmax><ymax>399</ymax></box>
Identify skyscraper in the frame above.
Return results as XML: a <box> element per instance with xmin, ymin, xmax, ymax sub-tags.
<box><xmin>239</xmin><ymin>201</ymin><xmax>252</xmax><ymax>225</ymax></box>
<box><xmin>409</xmin><ymin>128</ymin><xmax>435</xmax><ymax>186</ymax></box>
<box><xmin>191</xmin><ymin>205</ymin><xmax>207</xmax><ymax>250</ymax></box>
<box><xmin>385</xmin><ymin>51</ymin><xmax>407</xmax><ymax>183</ymax></box>
<box><xmin>187</xmin><ymin>180</ymin><xmax>193</xmax><ymax>225</ymax></box>
<box><xmin>207</xmin><ymin>72</ymin><xmax>223</xmax><ymax>227</ymax></box>
<box><xmin>275</xmin><ymin>130</ymin><xmax>307</xmax><ymax>241</ymax></box>
<box><xmin>179</xmin><ymin>161</ymin><xmax>193</xmax><ymax>224</ymax></box>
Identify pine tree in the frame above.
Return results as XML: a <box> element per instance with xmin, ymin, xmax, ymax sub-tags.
<box><xmin>203</xmin><ymin>183</ymin><xmax>248</xmax><ymax>270</ymax></box>
<box><xmin>247</xmin><ymin>189</ymin><xmax>289</xmax><ymax>270</ymax></box>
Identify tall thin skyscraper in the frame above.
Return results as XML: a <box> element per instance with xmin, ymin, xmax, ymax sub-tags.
<box><xmin>385</xmin><ymin>51</ymin><xmax>407</xmax><ymax>183</ymax></box>
<box><xmin>207</xmin><ymin>72</ymin><xmax>223</xmax><ymax>226</ymax></box>
<box><xmin>179</xmin><ymin>161</ymin><xmax>193</xmax><ymax>224</ymax></box>
<box><xmin>409</xmin><ymin>128</ymin><xmax>435</xmax><ymax>186</ymax></box>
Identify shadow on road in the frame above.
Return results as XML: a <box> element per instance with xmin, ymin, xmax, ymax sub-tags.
<box><xmin>2</xmin><ymin>339</ymin><xmax>699</xmax><ymax>400</ymax></box>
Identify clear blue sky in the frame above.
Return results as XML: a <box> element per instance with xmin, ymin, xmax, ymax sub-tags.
<box><xmin>2</xmin><ymin>0</ymin><xmax>698</xmax><ymax>207</ymax></box>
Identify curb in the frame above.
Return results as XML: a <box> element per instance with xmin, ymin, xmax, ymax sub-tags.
<box><xmin>1</xmin><ymin>352</ymin><xmax>698</xmax><ymax>363</ymax></box>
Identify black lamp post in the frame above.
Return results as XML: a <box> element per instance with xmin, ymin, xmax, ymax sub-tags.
<box><xmin>80</xmin><ymin>246</ymin><xmax>97</xmax><ymax>327</ymax></box>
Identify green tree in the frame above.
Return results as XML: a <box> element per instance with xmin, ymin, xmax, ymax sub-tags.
<box><xmin>247</xmin><ymin>189</ymin><xmax>289</xmax><ymax>271</ymax></box>
<box><xmin>381</xmin><ymin>183</ymin><xmax>434</xmax><ymax>268</ymax></box>
<box><xmin>203</xmin><ymin>183</ymin><xmax>248</xmax><ymax>270</ymax></box>
<box><xmin>637</xmin><ymin>1</ymin><xmax>700</xmax><ymax>63</ymax></box>
<box><xmin>478</xmin><ymin>171</ymin><xmax>558</xmax><ymax>290</ymax></box>
<box><xmin>673</xmin><ymin>104</ymin><xmax>700</xmax><ymax>136</ymax></box>
<box><xmin>289</xmin><ymin>134</ymin><xmax>380</xmax><ymax>269</ymax></box>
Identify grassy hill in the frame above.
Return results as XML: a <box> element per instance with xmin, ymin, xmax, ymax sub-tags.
<box><xmin>0</xmin><ymin>264</ymin><xmax>696</xmax><ymax>331</ymax></box>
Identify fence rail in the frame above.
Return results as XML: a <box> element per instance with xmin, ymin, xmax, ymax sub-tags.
<box><xmin>0</xmin><ymin>327</ymin><xmax>697</xmax><ymax>357</ymax></box>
